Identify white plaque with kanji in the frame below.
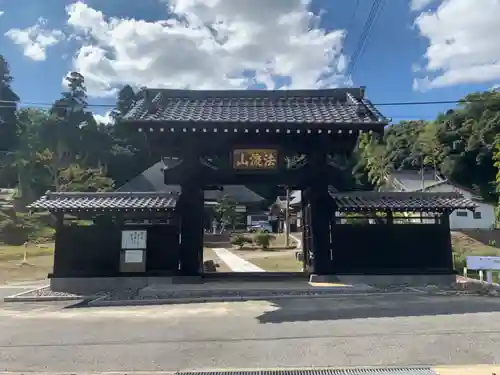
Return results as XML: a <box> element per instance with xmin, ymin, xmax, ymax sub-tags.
<box><xmin>121</xmin><ymin>230</ymin><xmax>147</xmax><ymax>249</ymax></box>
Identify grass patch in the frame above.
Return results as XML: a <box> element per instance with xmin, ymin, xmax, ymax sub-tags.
<box><xmin>249</xmin><ymin>253</ymin><xmax>303</xmax><ymax>272</ymax></box>
<box><xmin>452</xmin><ymin>232</ymin><xmax>500</xmax><ymax>265</ymax></box>
<box><xmin>0</xmin><ymin>243</ymin><xmax>54</xmax><ymax>283</ymax></box>
<box><xmin>0</xmin><ymin>243</ymin><xmax>54</xmax><ymax>262</ymax></box>
<box><xmin>0</xmin><ymin>255</ymin><xmax>53</xmax><ymax>284</ymax></box>
<box><xmin>452</xmin><ymin>232</ymin><xmax>500</xmax><ymax>282</ymax></box>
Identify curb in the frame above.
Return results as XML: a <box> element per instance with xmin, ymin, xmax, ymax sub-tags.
<box><xmin>2</xmin><ymin>284</ymin><xmax>99</xmax><ymax>303</ymax></box>
<box><xmin>88</xmin><ymin>290</ymin><xmax>422</xmax><ymax>307</ymax></box>
<box><xmin>3</xmin><ymin>295</ymin><xmax>92</xmax><ymax>303</ymax></box>
<box><xmin>3</xmin><ymin>284</ymin><xmax>49</xmax><ymax>299</ymax></box>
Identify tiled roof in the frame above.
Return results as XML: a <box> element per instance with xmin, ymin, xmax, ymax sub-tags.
<box><xmin>117</xmin><ymin>160</ymin><xmax>266</xmax><ymax>203</ymax></box>
<box><xmin>122</xmin><ymin>88</ymin><xmax>388</xmax><ymax>126</ymax></box>
<box><xmin>385</xmin><ymin>171</ymin><xmax>446</xmax><ymax>192</ymax></box>
<box><xmin>330</xmin><ymin>191</ymin><xmax>477</xmax><ymax>212</ymax></box>
<box><xmin>28</xmin><ymin>192</ymin><xmax>178</xmax><ymax>212</ymax></box>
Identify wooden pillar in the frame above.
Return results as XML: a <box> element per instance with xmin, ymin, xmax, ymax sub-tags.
<box><xmin>387</xmin><ymin>211</ymin><xmax>393</xmax><ymax>224</ymax></box>
<box><xmin>178</xmin><ymin>182</ymin><xmax>204</xmax><ymax>276</ymax></box>
<box><xmin>300</xmin><ymin>189</ymin><xmax>310</xmax><ymax>270</ymax></box>
<box><xmin>52</xmin><ymin>213</ymin><xmax>64</xmax><ymax>276</ymax></box>
<box><xmin>307</xmin><ymin>150</ymin><xmax>332</xmax><ymax>275</ymax></box>
<box><xmin>441</xmin><ymin>212</ymin><xmax>454</xmax><ymax>272</ymax></box>
<box><xmin>309</xmin><ymin>185</ymin><xmax>332</xmax><ymax>274</ymax></box>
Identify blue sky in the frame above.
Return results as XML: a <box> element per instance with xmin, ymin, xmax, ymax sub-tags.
<box><xmin>1</xmin><ymin>0</ymin><xmax>499</xmax><ymax>122</ymax></box>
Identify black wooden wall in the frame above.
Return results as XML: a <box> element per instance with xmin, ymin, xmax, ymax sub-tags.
<box><xmin>53</xmin><ymin>223</ymin><xmax>180</xmax><ymax>277</ymax></box>
<box><xmin>328</xmin><ymin>223</ymin><xmax>453</xmax><ymax>274</ymax></box>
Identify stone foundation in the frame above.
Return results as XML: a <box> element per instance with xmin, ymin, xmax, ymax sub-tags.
<box><xmin>310</xmin><ymin>273</ymin><xmax>456</xmax><ymax>286</ymax></box>
<box><xmin>50</xmin><ymin>276</ymin><xmax>202</xmax><ymax>295</ymax></box>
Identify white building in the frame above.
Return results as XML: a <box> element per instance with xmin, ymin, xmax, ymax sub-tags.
<box><xmin>384</xmin><ymin>171</ymin><xmax>496</xmax><ymax>230</ymax></box>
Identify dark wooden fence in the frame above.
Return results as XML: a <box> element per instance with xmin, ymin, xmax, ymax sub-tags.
<box><xmin>53</xmin><ymin>223</ymin><xmax>180</xmax><ymax>277</ymax></box>
<box><xmin>328</xmin><ymin>224</ymin><xmax>453</xmax><ymax>274</ymax></box>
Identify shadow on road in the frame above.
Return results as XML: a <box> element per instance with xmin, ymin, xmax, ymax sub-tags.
<box><xmin>256</xmin><ymin>293</ymin><xmax>500</xmax><ymax>324</ymax></box>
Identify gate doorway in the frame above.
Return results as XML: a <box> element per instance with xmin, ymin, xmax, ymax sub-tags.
<box><xmin>122</xmin><ymin>87</ymin><xmax>388</xmax><ymax>277</ymax></box>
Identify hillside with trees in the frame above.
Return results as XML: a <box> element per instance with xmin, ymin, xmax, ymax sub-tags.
<box><xmin>1</xmin><ymin>52</ymin><xmax>499</xmax><ymax>214</ymax></box>
<box><xmin>355</xmin><ymin>91</ymin><xmax>500</xmax><ymax>204</ymax></box>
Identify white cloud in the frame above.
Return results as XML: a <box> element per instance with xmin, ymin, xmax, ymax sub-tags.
<box><xmin>64</xmin><ymin>0</ymin><xmax>347</xmax><ymax>97</ymax></box>
<box><xmin>413</xmin><ymin>0</ymin><xmax>500</xmax><ymax>91</ymax></box>
<box><xmin>93</xmin><ymin>111</ymin><xmax>114</xmax><ymax>125</ymax></box>
<box><xmin>0</xmin><ymin>11</ymin><xmax>4</xmax><ymax>17</ymax></box>
<box><xmin>5</xmin><ymin>18</ymin><xmax>64</xmax><ymax>61</ymax></box>
<box><xmin>410</xmin><ymin>0</ymin><xmax>436</xmax><ymax>11</ymax></box>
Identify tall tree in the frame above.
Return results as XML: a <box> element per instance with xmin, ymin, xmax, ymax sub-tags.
<box><xmin>0</xmin><ymin>55</ymin><xmax>19</xmax><ymax>152</ymax></box>
<box><xmin>41</xmin><ymin>72</ymin><xmax>95</xmax><ymax>190</ymax></box>
<box><xmin>107</xmin><ymin>85</ymin><xmax>155</xmax><ymax>187</ymax></box>
<box><xmin>7</xmin><ymin>109</ymin><xmax>48</xmax><ymax>203</ymax></box>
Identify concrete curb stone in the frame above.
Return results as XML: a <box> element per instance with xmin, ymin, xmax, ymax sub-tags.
<box><xmin>88</xmin><ymin>290</ymin><xmax>423</xmax><ymax>307</ymax></box>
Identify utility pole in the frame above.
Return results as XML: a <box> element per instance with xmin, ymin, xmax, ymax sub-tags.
<box><xmin>285</xmin><ymin>187</ymin><xmax>290</xmax><ymax>247</ymax></box>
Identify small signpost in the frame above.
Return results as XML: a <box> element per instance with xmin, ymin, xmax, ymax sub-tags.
<box><xmin>466</xmin><ymin>256</ymin><xmax>500</xmax><ymax>284</ymax></box>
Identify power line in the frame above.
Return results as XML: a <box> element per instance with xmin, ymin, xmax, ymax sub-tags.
<box><xmin>348</xmin><ymin>0</ymin><xmax>385</xmax><ymax>79</ymax></box>
<box><xmin>344</xmin><ymin>0</ymin><xmax>385</xmax><ymax>84</ymax></box>
<box><xmin>0</xmin><ymin>98</ymin><xmax>495</xmax><ymax>110</ymax></box>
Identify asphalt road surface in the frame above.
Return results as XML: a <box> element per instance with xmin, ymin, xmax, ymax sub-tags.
<box><xmin>1</xmin><ymin>293</ymin><xmax>500</xmax><ymax>372</ymax></box>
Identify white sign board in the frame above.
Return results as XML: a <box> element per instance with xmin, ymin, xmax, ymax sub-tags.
<box><xmin>121</xmin><ymin>230</ymin><xmax>147</xmax><ymax>249</ymax></box>
<box><xmin>466</xmin><ymin>256</ymin><xmax>500</xmax><ymax>270</ymax></box>
<box><xmin>124</xmin><ymin>250</ymin><xmax>144</xmax><ymax>263</ymax></box>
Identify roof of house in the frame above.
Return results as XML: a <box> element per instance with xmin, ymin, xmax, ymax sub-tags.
<box><xmin>122</xmin><ymin>88</ymin><xmax>388</xmax><ymax>128</ymax></box>
<box><xmin>288</xmin><ymin>187</ymin><xmax>341</xmax><ymax>207</ymax></box>
<box><xmin>330</xmin><ymin>191</ymin><xmax>476</xmax><ymax>212</ymax></box>
<box><xmin>117</xmin><ymin>160</ymin><xmax>265</xmax><ymax>204</ymax></box>
<box><xmin>385</xmin><ymin>170</ymin><xmax>485</xmax><ymax>201</ymax></box>
<box><xmin>384</xmin><ymin>171</ymin><xmax>445</xmax><ymax>192</ymax></box>
<box><xmin>27</xmin><ymin>192</ymin><xmax>178</xmax><ymax>213</ymax></box>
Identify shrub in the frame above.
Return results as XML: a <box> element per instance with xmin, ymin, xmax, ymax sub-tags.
<box><xmin>253</xmin><ymin>231</ymin><xmax>276</xmax><ymax>250</ymax></box>
<box><xmin>231</xmin><ymin>234</ymin><xmax>253</xmax><ymax>249</ymax></box>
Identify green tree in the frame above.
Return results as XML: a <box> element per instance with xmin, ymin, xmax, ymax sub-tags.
<box><xmin>493</xmin><ymin>135</ymin><xmax>500</xmax><ymax>225</ymax></box>
<box><xmin>0</xmin><ymin>55</ymin><xmax>19</xmax><ymax>152</ymax></box>
<box><xmin>58</xmin><ymin>164</ymin><xmax>114</xmax><ymax>192</ymax></box>
<box><xmin>215</xmin><ymin>194</ymin><xmax>238</xmax><ymax>229</ymax></box>
<box><xmin>356</xmin><ymin>90</ymin><xmax>500</xmax><ymax>201</ymax></box>
<box><xmin>6</xmin><ymin>109</ymin><xmax>49</xmax><ymax>203</ymax></box>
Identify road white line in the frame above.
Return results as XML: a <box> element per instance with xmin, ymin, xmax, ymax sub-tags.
<box><xmin>212</xmin><ymin>248</ymin><xmax>265</xmax><ymax>272</ymax></box>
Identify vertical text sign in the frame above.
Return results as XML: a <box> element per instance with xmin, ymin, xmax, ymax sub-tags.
<box><xmin>121</xmin><ymin>230</ymin><xmax>147</xmax><ymax>249</ymax></box>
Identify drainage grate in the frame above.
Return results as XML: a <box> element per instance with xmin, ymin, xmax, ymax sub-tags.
<box><xmin>180</xmin><ymin>368</ymin><xmax>437</xmax><ymax>375</ymax></box>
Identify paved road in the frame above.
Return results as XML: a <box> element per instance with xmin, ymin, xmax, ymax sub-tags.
<box><xmin>1</xmin><ymin>293</ymin><xmax>500</xmax><ymax>372</ymax></box>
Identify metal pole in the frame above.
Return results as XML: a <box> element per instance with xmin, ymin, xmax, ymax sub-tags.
<box><xmin>421</xmin><ymin>154</ymin><xmax>425</xmax><ymax>191</ymax></box>
<box><xmin>285</xmin><ymin>187</ymin><xmax>290</xmax><ymax>247</ymax></box>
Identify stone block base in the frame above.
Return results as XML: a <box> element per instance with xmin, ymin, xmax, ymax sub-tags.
<box><xmin>310</xmin><ymin>273</ymin><xmax>456</xmax><ymax>286</ymax></box>
<box><xmin>50</xmin><ymin>276</ymin><xmax>202</xmax><ymax>295</ymax></box>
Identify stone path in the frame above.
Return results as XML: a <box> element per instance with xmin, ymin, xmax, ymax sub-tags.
<box><xmin>212</xmin><ymin>248</ymin><xmax>265</xmax><ymax>272</ymax></box>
